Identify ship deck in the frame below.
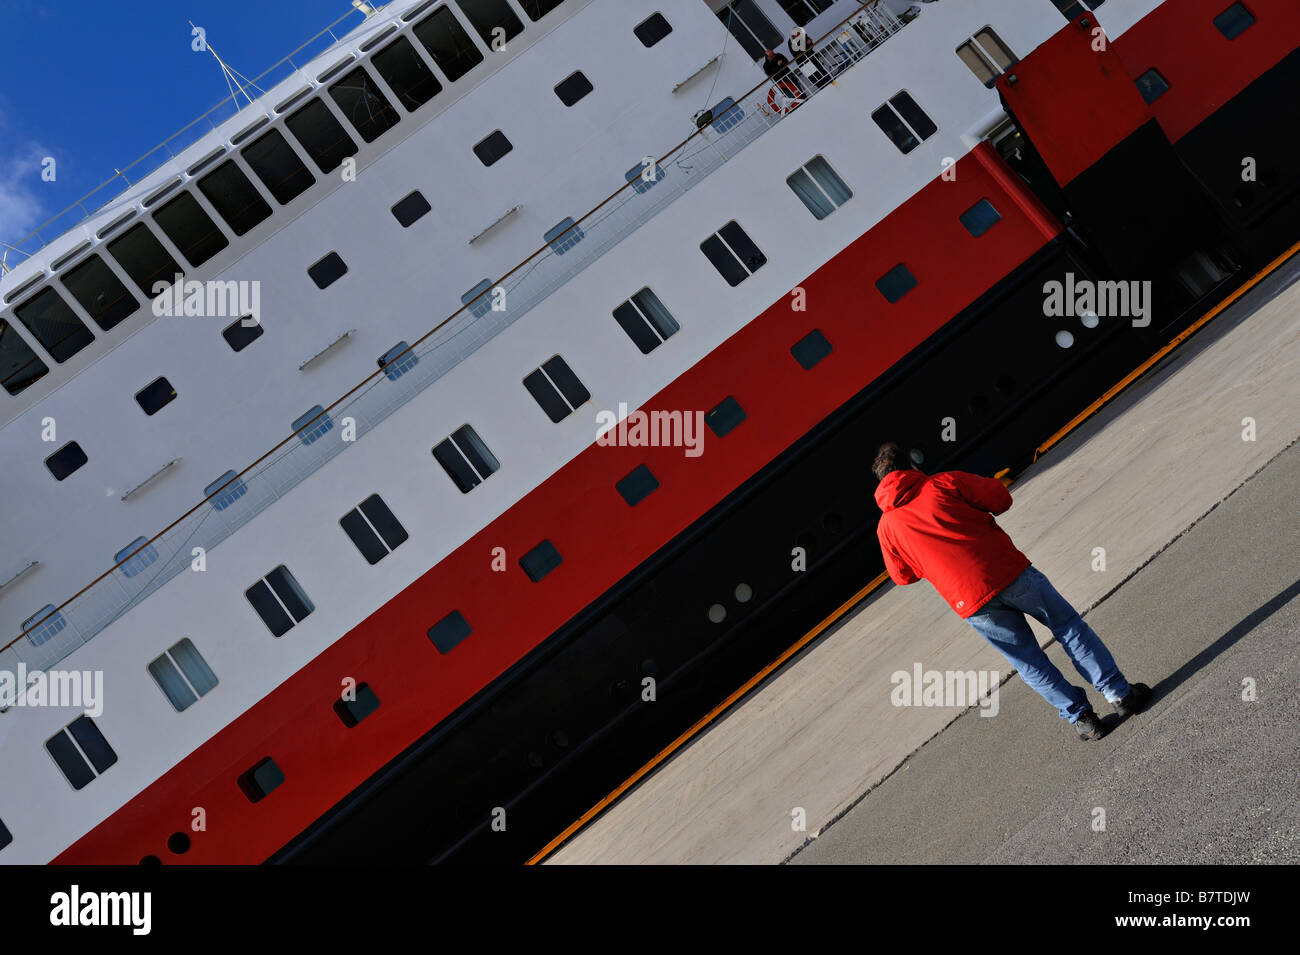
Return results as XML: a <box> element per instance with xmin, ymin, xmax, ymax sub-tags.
<box><xmin>544</xmin><ymin>248</ymin><xmax>1300</xmax><ymax>865</ymax></box>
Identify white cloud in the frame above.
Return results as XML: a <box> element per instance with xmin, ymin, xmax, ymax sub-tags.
<box><xmin>0</xmin><ymin>110</ymin><xmax>51</xmax><ymax>260</ymax></box>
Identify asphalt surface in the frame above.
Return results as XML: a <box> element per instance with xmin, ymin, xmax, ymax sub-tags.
<box><xmin>790</xmin><ymin>438</ymin><xmax>1300</xmax><ymax>864</ymax></box>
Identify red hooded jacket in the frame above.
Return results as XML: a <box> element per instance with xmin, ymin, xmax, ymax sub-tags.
<box><xmin>874</xmin><ymin>469</ymin><xmax>1030</xmax><ymax>618</ymax></box>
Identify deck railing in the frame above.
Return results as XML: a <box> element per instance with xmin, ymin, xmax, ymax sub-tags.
<box><xmin>0</xmin><ymin>0</ymin><xmax>909</xmax><ymax>679</ymax></box>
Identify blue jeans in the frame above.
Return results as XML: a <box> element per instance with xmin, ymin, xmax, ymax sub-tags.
<box><xmin>966</xmin><ymin>565</ymin><xmax>1130</xmax><ymax>722</ymax></box>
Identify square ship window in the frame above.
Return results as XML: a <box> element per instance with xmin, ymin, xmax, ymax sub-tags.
<box><xmin>554</xmin><ymin>71</ymin><xmax>593</xmax><ymax>107</ymax></box>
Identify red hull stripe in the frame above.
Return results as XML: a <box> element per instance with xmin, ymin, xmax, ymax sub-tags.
<box><xmin>55</xmin><ymin>0</ymin><xmax>1300</xmax><ymax>863</ymax></box>
<box><xmin>55</xmin><ymin>147</ymin><xmax>1058</xmax><ymax>864</ymax></box>
<box><xmin>1114</xmin><ymin>0</ymin><xmax>1300</xmax><ymax>144</ymax></box>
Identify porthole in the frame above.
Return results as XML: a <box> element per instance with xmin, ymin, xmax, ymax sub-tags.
<box><xmin>734</xmin><ymin>584</ymin><xmax>753</xmax><ymax>603</ymax></box>
<box><xmin>167</xmin><ymin>832</ymin><xmax>192</xmax><ymax>854</ymax></box>
<box><xmin>707</xmin><ymin>604</ymin><xmax>727</xmax><ymax>624</ymax></box>
<box><xmin>1055</xmin><ymin>330</ymin><xmax>1075</xmax><ymax>348</ymax></box>
<box><xmin>1079</xmin><ymin>311</ymin><xmax>1099</xmax><ymax>329</ymax></box>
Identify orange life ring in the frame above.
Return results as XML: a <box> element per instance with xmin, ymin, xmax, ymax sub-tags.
<box><xmin>767</xmin><ymin>79</ymin><xmax>802</xmax><ymax>114</ymax></box>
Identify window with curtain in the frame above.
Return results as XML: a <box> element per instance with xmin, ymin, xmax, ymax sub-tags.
<box><xmin>787</xmin><ymin>156</ymin><xmax>852</xmax><ymax>219</ymax></box>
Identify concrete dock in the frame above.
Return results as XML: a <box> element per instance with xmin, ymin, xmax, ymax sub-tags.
<box><xmin>549</xmin><ymin>254</ymin><xmax>1300</xmax><ymax>865</ymax></box>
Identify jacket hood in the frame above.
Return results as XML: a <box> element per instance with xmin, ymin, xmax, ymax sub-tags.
<box><xmin>875</xmin><ymin>469</ymin><xmax>927</xmax><ymax>512</ymax></box>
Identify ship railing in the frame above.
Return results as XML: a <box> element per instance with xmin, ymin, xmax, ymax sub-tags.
<box><xmin>0</xmin><ymin>0</ymin><xmax>910</xmax><ymax>678</ymax></box>
<box><xmin>0</xmin><ymin>2</ymin><xmax>394</xmax><ymax>275</ymax></box>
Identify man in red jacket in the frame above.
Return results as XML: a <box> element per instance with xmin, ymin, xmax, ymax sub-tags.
<box><xmin>872</xmin><ymin>442</ymin><xmax>1150</xmax><ymax>739</ymax></box>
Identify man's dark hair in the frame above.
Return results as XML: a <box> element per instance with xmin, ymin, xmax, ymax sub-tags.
<box><xmin>872</xmin><ymin>442</ymin><xmax>912</xmax><ymax>482</ymax></box>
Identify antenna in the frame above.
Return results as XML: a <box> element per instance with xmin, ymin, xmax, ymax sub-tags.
<box><xmin>190</xmin><ymin>19</ymin><xmax>264</xmax><ymax>108</ymax></box>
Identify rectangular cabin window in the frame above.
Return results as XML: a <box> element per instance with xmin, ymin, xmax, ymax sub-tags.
<box><xmin>372</xmin><ymin>35</ymin><xmax>443</xmax><ymax>111</ymax></box>
<box><xmin>701</xmin><ymin>221</ymin><xmax>766</xmax><ymax>286</ymax></box>
<box><xmin>956</xmin><ymin>28</ymin><xmax>1018</xmax><ymax>88</ymax></box>
<box><xmin>378</xmin><ymin>340</ymin><xmax>419</xmax><ymax>380</ymax></box>
<box><xmin>544</xmin><ymin>217</ymin><xmax>585</xmax><ymax>255</ymax></box>
<box><xmin>46</xmin><ymin>716</ymin><xmax>117</xmax><ymax>789</ymax></box>
<box><xmin>519</xmin><ymin>539</ymin><xmax>562</xmax><ymax>582</ymax></box>
<box><xmin>22</xmin><ymin>605</ymin><xmax>66</xmax><ymax>647</ymax></box>
<box><xmin>786</xmin><ymin>156</ymin><xmax>852</xmax><ymax>219</ymax></box>
<box><xmin>1049</xmin><ymin>1</ymin><xmax>1087</xmax><ymax>18</ymax></box>
<box><xmin>554</xmin><ymin>70</ymin><xmax>593</xmax><ymax>107</ymax></box>
<box><xmin>1050</xmin><ymin>1</ymin><xmax>1104</xmax><ymax>19</ymax></box>
<box><xmin>523</xmin><ymin>355</ymin><xmax>590</xmax><ymax>422</ymax></box>
<box><xmin>240</xmin><ymin>757</ymin><xmax>285</xmax><ymax>802</ymax></box>
<box><xmin>222</xmin><ymin>315</ymin><xmax>263</xmax><ymax>352</ymax></box>
<box><xmin>197</xmin><ymin>160</ymin><xmax>272</xmax><ymax>236</ymax></box>
<box><xmin>340</xmin><ymin>494</ymin><xmax>409</xmax><ymax>564</ymax></box>
<box><xmin>148</xmin><ymin>638</ymin><xmax>218</xmax><ymax>711</ymax></box>
<box><xmin>778</xmin><ymin>0</ymin><xmax>833</xmax><ymax>28</ymax></box>
<box><xmin>473</xmin><ymin>130</ymin><xmax>513</xmax><ymax>166</ymax></box>
<box><xmin>241</xmin><ymin>128</ymin><xmax>316</xmax><ymax>204</ymax></box>
<box><xmin>45</xmin><ymin>441</ymin><xmax>88</xmax><ymax>481</ymax></box>
<box><xmin>152</xmin><ymin>191</ymin><xmax>229</xmax><ymax>268</ymax></box>
<box><xmin>872</xmin><ymin>91</ymin><xmax>937</xmax><ymax>155</ymax></box>
<box><xmin>1214</xmin><ymin>3</ymin><xmax>1255</xmax><ymax>40</ymax></box>
<box><xmin>634</xmin><ymin>12</ymin><xmax>672</xmax><ymax>47</ymax></box>
<box><xmin>114</xmin><ymin>536</ymin><xmax>159</xmax><ymax>578</ymax></box>
<box><xmin>392</xmin><ymin>190</ymin><xmax>432</xmax><ymax>227</ymax></box>
<box><xmin>455</xmin><ymin>0</ymin><xmax>523</xmax><ymax>47</ymax></box>
<box><xmin>427</xmin><ymin>610</ymin><xmax>471</xmax><ymax>654</ymax></box>
<box><xmin>705</xmin><ymin>396</ymin><xmax>747</xmax><ymax>438</ymax></box>
<box><xmin>285</xmin><ymin>98</ymin><xmax>358</xmax><ymax>174</ymax></box>
<box><xmin>61</xmin><ymin>254</ymin><xmax>139</xmax><ymax>331</ymax></box>
<box><xmin>412</xmin><ymin>6</ymin><xmax>483</xmax><ymax>82</ymax></box>
<box><xmin>292</xmin><ymin>404</ymin><xmax>333</xmax><ymax>445</ymax></box>
<box><xmin>519</xmin><ymin>0</ymin><xmax>564</xmax><ymax>19</ymax></box>
<box><xmin>707</xmin><ymin>96</ymin><xmax>744</xmax><ymax>133</ymax></box>
<box><xmin>334</xmin><ymin>681</ymin><xmax>381</xmax><ymax>727</ymax></box>
<box><xmin>205</xmin><ymin>469</ymin><xmax>247</xmax><ymax>510</ymax></box>
<box><xmin>328</xmin><ymin>68</ymin><xmax>401</xmax><ymax>143</ymax></box>
<box><xmin>106</xmin><ymin>222</ymin><xmax>184</xmax><ymax>297</ymax></box>
<box><xmin>625</xmin><ymin>160</ymin><xmax>666</xmax><ymax>195</ymax></box>
<box><xmin>876</xmin><ymin>263</ymin><xmax>918</xmax><ymax>303</ymax></box>
<box><xmin>717</xmin><ymin>1</ymin><xmax>781</xmax><ymax>61</ymax></box>
<box><xmin>331</xmin><ymin>680</ymin><xmax>383</xmax><ymax>729</ymax></box>
<box><xmin>308</xmin><ymin>252</ymin><xmax>348</xmax><ymax>289</ymax></box>
<box><xmin>12</xmin><ymin>287</ymin><xmax>93</xmax><ymax>362</ymax></box>
<box><xmin>0</xmin><ymin>319</ymin><xmax>48</xmax><ymax>395</ymax></box>
<box><xmin>791</xmin><ymin>328</ymin><xmax>832</xmax><ymax>369</ymax></box>
<box><xmin>616</xmin><ymin>464</ymin><xmax>660</xmax><ymax>507</ymax></box>
<box><xmin>245</xmin><ymin>565</ymin><xmax>314</xmax><ymax>637</ymax></box>
<box><xmin>1136</xmin><ymin>68</ymin><xmax>1170</xmax><ymax>103</ymax></box>
<box><xmin>462</xmin><ymin>278</ymin><xmax>496</xmax><ymax>318</ymax></box>
<box><xmin>613</xmin><ymin>288</ymin><xmax>678</xmax><ymax>354</ymax></box>
<box><xmin>433</xmin><ymin>424</ymin><xmax>499</xmax><ymax>492</ymax></box>
<box><xmin>135</xmin><ymin>375</ymin><xmax>177</xmax><ymax>415</ymax></box>
<box><xmin>960</xmin><ymin>198</ymin><xmax>1002</xmax><ymax>237</ymax></box>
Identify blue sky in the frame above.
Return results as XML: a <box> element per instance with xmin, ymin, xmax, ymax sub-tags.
<box><xmin>0</xmin><ymin>0</ymin><xmax>381</xmax><ymax>257</ymax></box>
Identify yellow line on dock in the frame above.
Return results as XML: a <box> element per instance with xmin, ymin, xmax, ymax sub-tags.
<box><xmin>527</xmin><ymin>238</ymin><xmax>1300</xmax><ymax>865</ymax></box>
<box><xmin>1035</xmin><ymin>238</ymin><xmax>1300</xmax><ymax>459</ymax></box>
<box><xmin>526</xmin><ymin>571</ymin><xmax>890</xmax><ymax>864</ymax></box>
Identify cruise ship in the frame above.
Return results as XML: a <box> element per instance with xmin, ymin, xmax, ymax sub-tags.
<box><xmin>1</xmin><ymin>0</ymin><xmax>1297</xmax><ymax>864</ymax></box>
